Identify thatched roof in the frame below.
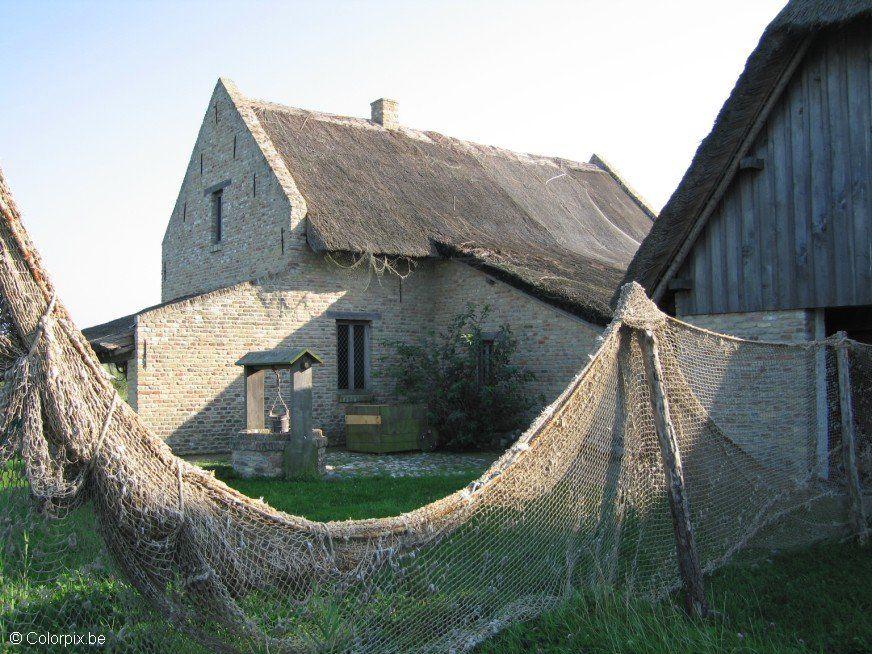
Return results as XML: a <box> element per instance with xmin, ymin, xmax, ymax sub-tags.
<box><xmin>620</xmin><ymin>0</ymin><xmax>872</xmax><ymax>302</ymax></box>
<box><xmin>250</xmin><ymin>99</ymin><xmax>654</xmax><ymax>324</ymax></box>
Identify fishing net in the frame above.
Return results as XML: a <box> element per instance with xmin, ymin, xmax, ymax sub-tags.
<box><xmin>0</xmin><ymin>170</ymin><xmax>868</xmax><ymax>653</ymax></box>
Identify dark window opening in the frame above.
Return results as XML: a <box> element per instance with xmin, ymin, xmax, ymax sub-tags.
<box><xmin>199</xmin><ymin>153</ymin><xmax>203</xmax><ymax>175</ymax></box>
<box><xmin>233</xmin><ymin>134</ymin><xmax>237</xmax><ymax>159</ymax></box>
<box><xmin>660</xmin><ymin>290</ymin><xmax>677</xmax><ymax>317</ymax></box>
<box><xmin>825</xmin><ymin>306</ymin><xmax>872</xmax><ymax>345</ymax></box>
<box><xmin>162</xmin><ymin>261</ymin><xmax>166</xmax><ymax>281</ymax></box>
<box><xmin>182</xmin><ymin>201</ymin><xmax>187</xmax><ymax>222</ymax></box>
<box><xmin>337</xmin><ymin>320</ymin><xmax>370</xmax><ymax>390</ymax></box>
<box><xmin>253</xmin><ymin>172</ymin><xmax>257</xmax><ymax>196</ymax></box>
<box><xmin>280</xmin><ymin>227</ymin><xmax>285</xmax><ymax>254</ymax></box>
<box><xmin>478</xmin><ymin>336</ymin><xmax>495</xmax><ymax>385</ymax></box>
<box><xmin>214</xmin><ymin>102</ymin><xmax>219</xmax><ymax>123</ymax></box>
<box><xmin>211</xmin><ymin>189</ymin><xmax>223</xmax><ymax>243</ymax></box>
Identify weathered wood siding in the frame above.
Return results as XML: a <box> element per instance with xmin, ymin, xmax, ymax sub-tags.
<box><xmin>676</xmin><ymin>23</ymin><xmax>871</xmax><ymax>316</ymax></box>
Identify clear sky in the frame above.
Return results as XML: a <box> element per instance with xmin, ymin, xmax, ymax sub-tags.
<box><xmin>0</xmin><ymin>0</ymin><xmax>787</xmax><ymax>328</ymax></box>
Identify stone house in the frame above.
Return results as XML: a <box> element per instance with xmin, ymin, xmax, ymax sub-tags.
<box><xmin>85</xmin><ymin>79</ymin><xmax>654</xmax><ymax>453</ymax></box>
<box><xmin>621</xmin><ymin>0</ymin><xmax>871</xmax><ymax>475</ymax></box>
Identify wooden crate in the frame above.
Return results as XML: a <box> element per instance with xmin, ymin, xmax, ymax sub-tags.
<box><xmin>345</xmin><ymin>404</ymin><xmax>425</xmax><ymax>453</ymax></box>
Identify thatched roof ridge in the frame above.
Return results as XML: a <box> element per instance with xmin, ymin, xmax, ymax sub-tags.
<box><xmin>620</xmin><ymin>0</ymin><xmax>872</xmax><ymax>302</ymax></box>
<box><xmin>246</xmin><ymin>94</ymin><xmax>652</xmax><ymax>324</ymax></box>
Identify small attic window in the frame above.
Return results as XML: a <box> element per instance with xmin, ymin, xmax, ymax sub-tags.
<box><xmin>204</xmin><ymin>179</ymin><xmax>231</xmax><ymax>244</ymax></box>
<box><xmin>211</xmin><ymin>189</ymin><xmax>223</xmax><ymax>243</ymax></box>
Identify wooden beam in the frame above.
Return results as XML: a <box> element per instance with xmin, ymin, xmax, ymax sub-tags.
<box><xmin>834</xmin><ymin>333</ymin><xmax>869</xmax><ymax>545</ymax></box>
<box><xmin>814</xmin><ymin>311</ymin><xmax>830</xmax><ymax>478</ymax></box>
<box><xmin>290</xmin><ymin>367</ymin><xmax>313</xmax><ymax>441</ymax></box>
<box><xmin>667</xmin><ymin>277</ymin><xmax>693</xmax><ymax>291</ymax></box>
<box><xmin>244</xmin><ymin>368</ymin><xmax>265</xmax><ymax>431</ymax></box>
<box><xmin>640</xmin><ymin>329</ymin><xmax>709</xmax><ymax>618</ymax></box>
<box><xmin>738</xmin><ymin>156</ymin><xmax>765</xmax><ymax>171</ymax></box>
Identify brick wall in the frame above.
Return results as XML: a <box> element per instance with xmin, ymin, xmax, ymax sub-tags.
<box><xmin>676</xmin><ymin>308</ymin><xmax>821</xmax><ymax>476</ymax></box>
<box><xmin>429</xmin><ymin>262</ymin><xmax>600</xmax><ymax>408</ymax></box>
<box><xmin>161</xmin><ymin>80</ymin><xmax>308</xmax><ymax>303</ymax></box>
<box><xmin>131</xmin><ymin>255</ymin><xmax>601</xmax><ymax>453</ymax></box>
<box><xmin>677</xmin><ymin>309</ymin><xmax>815</xmax><ymax>343</ymax></box>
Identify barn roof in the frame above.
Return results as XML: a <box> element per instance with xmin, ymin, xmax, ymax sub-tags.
<box><xmin>619</xmin><ymin>0</ymin><xmax>872</xmax><ymax>303</ymax></box>
<box><xmin>247</xmin><ymin>96</ymin><xmax>654</xmax><ymax>324</ymax></box>
<box><xmin>81</xmin><ymin>292</ymin><xmax>206</xmax><ymax>362</ymax></box>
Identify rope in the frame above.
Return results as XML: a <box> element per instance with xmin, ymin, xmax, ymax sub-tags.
<box><xmin>90</xmin><ymin>392</ymin><xmax>118</xmax><ymax>463</ymax></box>
<box><xmin>26</xmin><ymin>291</ymin><xmax>56</xmax><ymax>358</ymax></box>
<box><xmin>268</xmin><ymin>368</ymin><xmax>289</xmax><ymax>417</ymax></box>
<box><xmin>177</xmin><ymin>459</ymin><xmax>185</xmax><ymax>523</ymax></box>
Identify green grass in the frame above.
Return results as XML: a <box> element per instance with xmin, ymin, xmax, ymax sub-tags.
<box><xmin>2</xmin><ymin>463</ymin><xmax>869</xmax><ymax>653</ymax></box>
<box><xmin>477</xmin><ymin>539</ymin><xmax>871</xmax><ymax>654</ymax></box>
<box><xmin>210</xmin><ymin>465</ymin><xmax>478</xmax><ymax>521</ymax></box>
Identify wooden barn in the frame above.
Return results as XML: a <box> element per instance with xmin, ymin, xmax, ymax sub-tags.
<box><xmin>624</xmin><ymin>0</ymin><xmax>871</xmax><ymax>345</ymax></box>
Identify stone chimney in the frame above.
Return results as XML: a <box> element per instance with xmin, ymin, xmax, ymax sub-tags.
<box><xmin>370</xmin><ymin>98</ymin><xmax>399</xmax><ymax>130</ymax></box>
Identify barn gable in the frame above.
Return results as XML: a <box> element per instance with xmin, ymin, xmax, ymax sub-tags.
<box><xmin>674</xmin><ymin>20</ymin><xmax>870</xmax><ymax>316</ymax></box>
<box><xmin>622</xmin><ymin>0</ymin><xmax>871</xmax><ymax>314</ymax></box>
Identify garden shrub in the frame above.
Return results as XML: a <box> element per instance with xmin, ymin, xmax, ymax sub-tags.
<box><xmin>383</xmin><ymin>305</ymin><xmax>540</xmax><ymax>451</ymax></box>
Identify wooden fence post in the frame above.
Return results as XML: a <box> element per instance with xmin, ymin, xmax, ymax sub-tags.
<box><xmin>834</xmin><ymin>333</ymin><xmax>869</xmax><ymax>545</ymax></box>
<box><xmin>640</xmin><ymin>329</ymin><xmax>709</xmax><ymax>618</ymax></box>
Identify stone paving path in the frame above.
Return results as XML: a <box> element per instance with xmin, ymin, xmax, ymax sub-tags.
<box><xmin>324</xmin><ymin>449</ymin><xmax>499</xmax><ymax>478</ymax></box>
<box><xmin>187</xmin><ymin>449</ymin><xmax>499</xmax><ymax>479</ymax></box>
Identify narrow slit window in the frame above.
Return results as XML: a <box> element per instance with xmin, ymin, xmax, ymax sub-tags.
<box><xmin>478</xmin><ymin>336</ymin><xmax>495</xmax><ymax>385</ymax></box>
<box><xmin>337</xmin><ymin>320</ymin><xmax>370</xmax><ymax>390</ymax></box>
<box><xmin>337</xmin><ymin>323</ymin><xmax>349</xmax><ymax>389</ymax></box>
<box><xmin>232</xmin><ymin>134</ymin><xmax>237</xmax><ymax>159</ymax></box>
<box><xmin>211</xmin><ymin>189</ymin><xmax>223</xmax><ymax>243</ymax></box>
<box><xmin>353</xmin><ymin>324</ymin><xmax>366</xmax><ymax>389</ymax></box>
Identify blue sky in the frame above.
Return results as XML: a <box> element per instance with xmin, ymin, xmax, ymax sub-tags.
<box><xmin>0</xmin><ymin>0</ymin><xmax>786</xmax><ymax>327</ymax></box>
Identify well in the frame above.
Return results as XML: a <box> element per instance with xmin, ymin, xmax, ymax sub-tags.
<box><xmin>230</xmin><ymin>348</ymin><xmax>327</xmax><ymax>479</ymax></box>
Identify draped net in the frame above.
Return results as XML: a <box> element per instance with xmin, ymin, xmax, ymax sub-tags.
<box><xmin>0</xmin><ymin>170</ymin><xmax>867</xmax><ymax>653</ymax></box>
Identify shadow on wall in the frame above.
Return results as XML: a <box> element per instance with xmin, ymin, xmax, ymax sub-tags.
<box><xmin>163</xmin><ymin>283</ymin><xmax>401</xmax><ymax>454</ymax></box>
<box><xmin>147</xmin><ymin>258</ymin><xmax>594</xmax><ymax>456</ymax></box>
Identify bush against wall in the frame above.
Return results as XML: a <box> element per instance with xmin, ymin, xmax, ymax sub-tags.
<box><xmin>383</xmin><ymin>305</ymin><xmax>540</xmax><ymax>451</ymax></box>
<box><xmin>105</xmin><ymin>363</ymin><xmax>128</xmax><ymax>402</ymax></box>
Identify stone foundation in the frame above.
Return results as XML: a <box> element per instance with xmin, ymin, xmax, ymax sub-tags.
<box><xmin>231</xmin><ymin>430</ymin><xmax>286</xmax><ymax>479</ymax></box>
<box><xmin>231</xmin><ymin>429</ymin><xmax>327</xmax><ymax>479</ymax></box>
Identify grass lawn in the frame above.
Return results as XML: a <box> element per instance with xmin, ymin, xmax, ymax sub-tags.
<box><xmin>211</xmin><ymin>464</ymin><xmax>479</xmax><ymax>521</ymax></box>
<box><xmin>214</xmin><ymin>466</ymin><xmax>872</xmax><ymax>653</ymax></box>
<box><xmin>2</xmin><ymin>464</ymin><xmax>869</xmax><ymax>653</ymax></box>
<box><xmin>477</xmin><ymin>540</ymin><xmax>871</xmax><ymax>654</ymax></box>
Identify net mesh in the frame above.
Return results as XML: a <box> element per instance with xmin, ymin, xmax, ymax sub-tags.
<box><xmin>0</xmin><ymin>175</ymin><xmax>868</xmax><ymax>653</ymax></box>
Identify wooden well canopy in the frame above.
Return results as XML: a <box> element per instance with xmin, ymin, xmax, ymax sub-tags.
<box><xmin>235</xmin><ymin>348</ymin><xmax>323</xmax><ymax>436</ymax></box>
